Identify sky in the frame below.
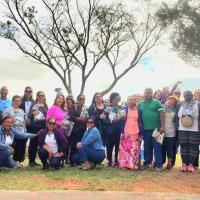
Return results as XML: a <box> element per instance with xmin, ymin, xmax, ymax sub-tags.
<box><xmin>0</xmin><ymin>0</ymin><xmax>199</xmax><ymax>105</ymax></box>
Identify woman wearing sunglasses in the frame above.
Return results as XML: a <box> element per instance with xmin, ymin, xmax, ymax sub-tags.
<box><xmin>38</xmin><ymin>118</ymin><xmax>68</xmax><ymax>170</ymax></box>
<box><xmin>28</xmin><ymin>91</ymin><xmax>48</xmax><ymax>167</ymax></box>
<box><xmin>72</xmin><ymin>117</ymin><xmax>105</xmax><ymax>170</ymax></box>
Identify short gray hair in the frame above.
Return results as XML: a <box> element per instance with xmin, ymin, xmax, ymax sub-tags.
<box><xmin>144</xmin><ymin>88</ymin><xmax>153</xmax><ymax>95</ymax></box>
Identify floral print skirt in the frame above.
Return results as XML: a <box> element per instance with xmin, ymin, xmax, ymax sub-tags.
<box><xmin>119</xmin><ymin>133</ymin><xmax>140</xmax><ymax>170</ymax></box>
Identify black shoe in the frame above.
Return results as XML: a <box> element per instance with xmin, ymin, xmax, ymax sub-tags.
<box><xmin>142</xmin><ymin>165</ymin><xmax>150</xmax><ymax>170</ymax></box>
<box><xmin>34</xmin><ymin>161</ymin><xmax>41</xmax><ymax>166</ymax></box>
<box><xmin>42</xmin><ymin>163</ymin><xmax>49</xmax><ymax>170</ymax></box>
<box><xmin>29</xmin><ymin>162</ymin><xmax>35</xmax><ymax>167</ymax></box>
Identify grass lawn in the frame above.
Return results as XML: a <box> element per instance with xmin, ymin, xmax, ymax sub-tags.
<box><xmin>0</xmin><ymin>155</ymin><xmax>200</xmax><ymax>193</ymax></box>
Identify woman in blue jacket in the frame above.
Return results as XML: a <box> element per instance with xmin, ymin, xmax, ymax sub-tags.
<box><xmin>72</xmin><ymin>117</ymin><xmax>105</xmax><ymax>170</ymax></box>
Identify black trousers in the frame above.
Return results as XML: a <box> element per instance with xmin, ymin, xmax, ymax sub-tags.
<box><xmin>28</xmin><ymin>127</ymin><xmax>41</xmax><ymax>164</ymax></box>
<box><xmin>162</xmin><ymin>137</ymin><xmax>176</xmax><ymax>165</ymax></box>
<box><xmin>13</xmin><ymin>139</ymin><xmax>27</xmax><ymax>162</ymax></box>
<box><xmin>106</xmin><ymin>128</ymin><xmax>121</xmax><ymax>162</ymax></box>
<box><xmin>69</xmin><ymin>128</ymin><xmax>85</xmax><ymax>164</ymax></box>
<box><xmin>38</xmin><ymin>148</ymin><xmax>61</xmax><ymax>169</ymax></box>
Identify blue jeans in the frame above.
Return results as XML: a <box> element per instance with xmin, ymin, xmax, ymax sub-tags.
<box><xmin>72</xmin><ymin>146</ymin><xmax>105</xmax><ymax>164</ymax></box>
<box><xmin>0</xmin><ymin>149</ymin><xmax>16</xmax><ymax>168</ymax></box>
<box><xmin>143</xmin><ymin>130</ymin><xmax>162</xmax><ymax>168</ymax></box>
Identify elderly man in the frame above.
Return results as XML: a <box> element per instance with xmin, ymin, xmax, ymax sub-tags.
<box><xmin>0</xmin><ymin>86</ymin><xmax>12</xmax><ymax>112</ymax></box>
<box><xmin>138</xmin><ymin>88</ymin><xmax>165</xmax><ymax>170</ymax></box>
<box><xmin>0</xmin><ymin>116</ymin><xmax>37</xmax><ymax>168</ymax></box>
<box><xmin>0</xmin><ymin>86</ymin><xmax>12</xmax><ymax>124</ymax></box>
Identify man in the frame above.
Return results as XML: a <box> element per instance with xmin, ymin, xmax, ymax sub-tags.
<box><xmin>139</xmin><ymin>88</ymin><xmax>165</xmax><ymax>170</ymax></box>
<box><xmin>0</xmin><ymin>116</ymin><xmax>37</xmax><ymax>168</ymax></box>
<box><xmin>0</xmin><ymin>86</ymin><xmax>12</xmax><ymax>124</ymax></box>
<box><xmin>19</xmin><ymin>86</ymin><xmax>35</xmax><ymax>121</ymax></box>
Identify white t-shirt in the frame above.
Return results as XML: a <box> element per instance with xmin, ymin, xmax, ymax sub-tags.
<box><xmin>25</xmin><ymin>101</ymin><xmax>32</xmax><ymax>119</ymax></box>
<box><xmin>45</xmin><ymin>133</ymin><xmax>58</xmax><ymax>153</ymax></box>
<box><xmin>178</xmin><ymin>102</ymin><xmax>199</xmax><ymax>132</ymax></box>
<box><xmin>5</xmin><ymin>135</ymin><xmax>13</xmax><ymax>145</ymax></box>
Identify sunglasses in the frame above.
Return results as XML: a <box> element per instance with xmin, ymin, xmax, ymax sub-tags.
<box><xmin>48</xmin><ymin>122</ymin><xmax>56</xmax><ymax>126</ymax></box>
<box><xmin>78</xmin><ymin>98</ymin><xmax>85</xmax><ymax>100</ymax></box>
<box><xmin>38</xmin><ymin>95</ymin><xmax>45</xmax><ymax>97</ymax></box>
<box><xmin>87</xmin><ymin>121</ymin><xmax>94</xmax><ymax>124</ymax></box>
<box><xmin>175</xmin><ymin>92</ymin><xmax>181</xmax><ymax>95</ymax></box>
<box><xmin>26</xmin><ymin>90</ymin><xmax>32</xmax><ymax>93</ymax></box>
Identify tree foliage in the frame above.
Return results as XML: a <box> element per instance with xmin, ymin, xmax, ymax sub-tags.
<box><xmin>156</xmin><ymin>0</ymin><xmax>200</xmax><ymax>62</ymax></box>
<box><xmin>0</xmin><ymin>0</ymin><xmax>163</xmax><ymax>95</ymax></box>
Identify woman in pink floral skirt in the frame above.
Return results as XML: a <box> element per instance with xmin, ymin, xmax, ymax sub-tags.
<box><xmin>119</xmin><ymin>95</ymin><xmax>143</xmax><ymax>170</ymax></box>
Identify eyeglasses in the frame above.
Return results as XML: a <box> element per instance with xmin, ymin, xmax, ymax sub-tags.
<box><xmin>26</xmin><ymin>91</ymin><xmax>32</xmax><ymax>93</ymax></box>
<box><xmin>48</xmin><ymin>122</ymin><xmax>56</xmax><ymax>126</ymax></box>
<box><xmin>87</xmin><ymin>121</ymin><xmax>94</xmax><ymax>124</ymax></box>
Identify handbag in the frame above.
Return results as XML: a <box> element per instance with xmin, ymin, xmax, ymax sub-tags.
<box><xmin>152</xmin><ymin>129</ymin><xmax>164</xmax><ymax>145</ymax></box>
<box><xmin>181</xmin><ymin>115</ymin><xmax>193</xmax><ymax>128</ymax></box>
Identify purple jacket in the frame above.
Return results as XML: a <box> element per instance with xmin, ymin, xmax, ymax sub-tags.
<box><xmin>38</xmin><ymin>128</ymin><xmax>68</xmax><ymax>153</ymax></box>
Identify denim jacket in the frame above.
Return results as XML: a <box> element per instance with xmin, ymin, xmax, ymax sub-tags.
<box><xmin>0</xmin><ymin>126</ymin><xmax>35</xmax><ymax>149</ymax></box>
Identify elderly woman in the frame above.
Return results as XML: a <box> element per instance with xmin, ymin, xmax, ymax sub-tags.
<box><xmin>162</xmin><ymin>96</ymin><xmax>178</xmax><ymax>169</ymax></box>
<box><xmin>3</xmin><ymin>95</ymin><xmax>26</xmax><ymax>167</ymax></box>
<box><xmin>119</xmin><ymin>95</ymin><xmax>143</xmax><ymax>170</ymax></box>
<box><xmin>38</xmin><ymin>118</ymin><xmax>68</xmax><ymax>170</ymax></box>
<box><xmin>72</xmin><ymin>117</ymin><xmax>105</xmax><ymax>170</ymax></box>
<box><xmin>175</xmin><ymin>90</ymin><xmax>200</xmax><ymax>172</ymax></box>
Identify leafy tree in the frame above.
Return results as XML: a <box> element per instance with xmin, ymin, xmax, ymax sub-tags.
<box><xmin>156</xmin><ymin>0</ymin><xmax>200</xmax><ymax>62</ymax></box>
<box><xmin>0</xmin><ymin>0</ymin><xmax>163</xmax><ymax>95</ymax></box>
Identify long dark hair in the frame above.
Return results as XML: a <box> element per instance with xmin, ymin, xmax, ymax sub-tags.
<box><xmin>54</xmin><ymin>94</ymin><xmax>65</xmax><ymax>110</ymax></box>
<box><xmin>91</xmin><ymin>92</ymin><xmax>103</xmax><ymax>105</ymax></box>
<box><xmin>36</xmin><ymin>91</ymin><xmax>48</xmax><ymax>109</ymax></box>
<box><xmin>153</xmin><ymin>90</ymin><xmax>163</xmax><ymax>101</ymax></box>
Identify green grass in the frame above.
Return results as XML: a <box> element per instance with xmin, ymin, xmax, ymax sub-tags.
<box><xmin>0</xmin><ymin>155</ymin><xmax>199</xmax><ymax>192</ymax></box>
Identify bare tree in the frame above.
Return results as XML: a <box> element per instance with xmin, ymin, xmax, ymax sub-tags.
<box><xmin>0</xmin><ymin>0</ymin><xmax>164</xmax><ymax>95</ymax></box>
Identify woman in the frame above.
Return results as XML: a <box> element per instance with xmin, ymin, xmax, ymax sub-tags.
<box><xmin>0</xmin><ymin>116</ymin><xmax>40</xmax><ymax>168</ymax></box>
<box><xmin>28</xmin><ymin>91</ymin><xmax>48</xmax><ymax>167</ymax></box>
<box><xmin>72</xmin><ymin>117</ymin><xmax>105</xmax><ymax>170</ymax></box>
<box><xmin>175</xmin><ymin>90</ymin><xmax>200</xmax><ymax>172</ymax></box>
<box><xmin>3</xmin><ymin>95</ymin><xmax>26</xmax><ymax>167</ymax></box>
<box><xmin>119</xmin><ymin>95</ymin><xmax>143</xmax><ymax>170</ymax></box>
<box><xmin>88</xmin><ymin>92</ymin><xmax>107</xmax><ymax>146</ymax></box>
<box><xmin>65</xmin><ymin>96</ymin><xmax>75</xmax><ymax>113</ymax></box>
<box><xmin>68</xmin><ymin>94</ymin><xmax>87</xmax><ymax>165</ymax></box>
<box><xmin>38</xmin><ymin>118</ymin><xmax>68</xmax><ymax>170</ymax></box>
<box><xmin>162</xmin><ymin>96</ymin><xmax>178</xmax><ymax>169</ymax></box>
<box><xmin>194</xmin><ymin>89</ymin><xmax>200</xmax><ymax>168</ymax></box>
<box><xmin>105</xmin><ymin>92</ymin><xmax>122</xmax><ymax>167</ymax></box>
<box><xmin>46</xmin><ymin>94</ymin><xmax>66</xmax><ymax>127</ymax></box>
<box><xmin>154</xmin><ymin>90</ymin><xmax>163</xmax><ymax>102</ymax></box>
<box><xmin>135</xmin><ymin>94</ymin><xmax>143</xmax><ymax>106</ymax></box>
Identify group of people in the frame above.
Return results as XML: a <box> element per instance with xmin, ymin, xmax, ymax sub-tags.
<box><xmin>0</xmin><ymin>81</ymin><xmax>199</xmax><ymax>172</ymax></box>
